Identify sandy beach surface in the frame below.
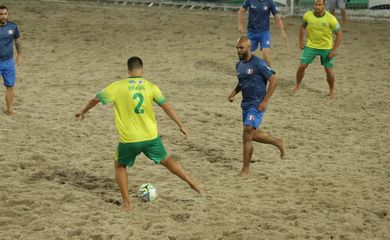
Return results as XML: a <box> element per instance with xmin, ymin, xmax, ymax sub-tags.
<box><xmin>0</xmin><ymin>0</ymin><xmax>389</xmax><ymax>239</ymax></box>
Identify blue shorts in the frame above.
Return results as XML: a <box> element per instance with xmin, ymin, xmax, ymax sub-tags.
<box><xmin>242</xmin><ymin>107</ymin><xmax>266</xmax><ymax>129</ymax></box>
<box><xmin>0</xmin><ymin>59</ymin><xmax>16</xmax><ymax>87</ymax></box>
<box><xmin>248</xmin><ymin>31</ymin><xmax>271</xmax><ymax>51</ymax></box>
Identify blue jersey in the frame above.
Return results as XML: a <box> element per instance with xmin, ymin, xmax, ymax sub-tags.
<box><xmin>242</xmin><ymin>0</ymin><xmax>278</xmax><ymax>32</ymax></box>
<box><xmin>236</xmin><ymin>55</ymin><xmax>275</xmax><ymax>110</ymax></box>
<box><xmin>0</xmin><ymin>22</ymin><xmax>20</xmax><ymax>61</ymax></box>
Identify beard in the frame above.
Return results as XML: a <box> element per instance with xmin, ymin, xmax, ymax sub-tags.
<box><xmin>238</xmin><ymin>51</ymin><xmax>249</xmax><ymax>60</ymax></box>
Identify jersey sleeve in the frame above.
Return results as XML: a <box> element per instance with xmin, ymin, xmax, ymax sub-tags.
<box><xmin>242</xmin><ymin>0</ymin><xmax>250</xmax><ymax>9</ymax></box>
<box><xmin>151</xmin><ymin>84</ymin><xmax>167</xmax><ymax>106</ymax></box>
<box><xmin>96</xmin><ymin>82</ymin><xmax>117</xmax><ymax>105</ymax></box>
<box><xmin>270</xmin><ymin>0</ymin><xmax>279</xmax><ymax>16</ymax></box>
<box><xmin>14</xmin><ymin>25</ymin><xmax>20</xmax><ymax>39</ymax></box>
<box><xmin>258</xmin><ymin>62</ymin><xmax>275</xmax><ymax>81</ymax></box>
<box><xmin>330</xmin><ymin>16</ymin><xmax>341</xmax><ymax>32</ymax></box>
<box><xmin>302</xmin><ymin>12</ymin><xmax>309</xmax><ymax>27</ymax></box>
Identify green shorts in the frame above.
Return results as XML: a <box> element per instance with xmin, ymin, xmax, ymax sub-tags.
<box><xmin>300</xmin><ymin>46</ymin><xmax>334</xmax><ymax>69</ymax></box>
<box><xmin>115</xmin><ymin>136</ymin><xmax>168</xmax><ymax>167</ymax></box>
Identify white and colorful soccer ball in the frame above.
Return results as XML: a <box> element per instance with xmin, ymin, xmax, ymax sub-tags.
<box><xmin>138</xmin><ymin>183</ymin><xmax>157</xmax><ymax>202</ymax></box>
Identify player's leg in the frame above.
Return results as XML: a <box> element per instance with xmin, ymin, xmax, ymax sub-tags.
<box><xmin>320</xmin><ymin>50</ymin><xmax>336</xmax><ymax>99</ymax></box>
<box><xmin>145</xmin><ymin>136</ymin><xmax>203</xmax><ymax>193</ymax></box>
<box><xmin>338</xmin><ymin>0</ymin><xmax>347</xmax><ymax>31</ymax></box>
<box><xmin>340</xmin><ymin>8</ymin><xmax>347</xmax><ymax>31</ymax></box>
<box><xmin>114</xmin><ymin>161</ymin><xmax>132</xmax><ymax>210</ymax></box>
<box><xmin>5</xmin><ymin>87</ymin><xmax>14</xmax><ymax>115</ymax></box>
<box><xmin>247</xmin><ymin>32</ymin><xmax>259</xmax><ymax>54</ymax></box>
<box><xmin>327</xmin><ymin>0</ymin><xmax>337</xmax><ymax>16</ymax></box>
<box><xmin>293</xmin><ymin>64</ymin><xmax>309</xmax><ymax>94</ymax></box>
<box><xmin>261</xmin><ymin>49</ymin><xmax>271</xmax><ymax>67</ymax></box>
<box><xmin>324</xmin><ymin>67</ymin><xmax>336</xmax><ymax>99</ymax></box>
<box><xmin>160</xmin><ymin>156</ymin><xmax>203</xmax><ymax>193</ymax></box>
<box><xmin>259</xmin><ymin>31</ymin><xmax>272</xmax><ymax>67</ymax></box>
<box><xmin>2</xmin><ymin>59</ymin><xmax>16</xmax><ymax>115</ymax></box>
<box><xmin>114</xmin><ymin>142</ymin><xmax>140</xmax><ymax>210</ymax></box>
<box><xmin>293</xmin><ymin>47</ymin><xmax>315</xmax><ymax>94</ymax></box>
<box><xmin>253</xmin><ymin>130</ymin><xmax>285</xmax><ymax>159</ymax></box>
<box><xmin>241</xmin><ymin>125</ymin><xmax>255</xmax><ymax>176</ymax></box>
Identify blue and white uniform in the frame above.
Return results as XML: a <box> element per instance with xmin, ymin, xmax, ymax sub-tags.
<box><xmin>236</xmin><ymin>55</ymin><xmax>275</xmax><ymax>128</ymax></box>
<box><xmin>242</xmin><ymin>0</ymin><xmax>279</xmax><ymax>51</ymax></box>
<box><xmin>0</xmin><ymin>21</ymin><xmax>20</xmax><ymax>87</ymax></box>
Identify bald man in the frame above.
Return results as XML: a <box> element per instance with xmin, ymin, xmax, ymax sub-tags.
<box><xmin>228</xmin><ymin>37</ymin><xmax>285</xmax><ymax>176</ymax></box>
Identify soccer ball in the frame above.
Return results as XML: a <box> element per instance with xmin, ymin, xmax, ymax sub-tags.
<box><xmin>138</xmin><ymin>183</ymin><xmax>157</xmax><ymax>202</ymax></box>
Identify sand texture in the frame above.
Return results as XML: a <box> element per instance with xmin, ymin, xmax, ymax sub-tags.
<box><xmin>0</xmin><ymin>0</ymin><xmax>389</xmax><ymax>239</ymax></box>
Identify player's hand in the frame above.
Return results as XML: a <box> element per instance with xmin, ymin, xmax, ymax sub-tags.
<box><xmin>179</xmin><ymin>126</ymin><xmax>189</xmax><ymax>140</ymax></box>
<box><xmin>238</xmin><ymin>25</ymin><xmax>245</xmax><ymax>34</ymax></box>
<box><xmin>258</xmin><ymin>100</ymin><xmax>268</xmax><ymax>112</ymax></box>
<box><xmin>228</xmin><ymin>95</ymin><xmax>234</xmax><ymax>102</ymax></box>
<box><xmin>299</xmin><ymin>42</ymin><xmax>305</xmax><ymax>50</ymax></box>
<box><xmin>75</xmin><ymin>112</ymin><xmax>85</xmax><ymax>121</ymax></box>
<box><xmin>328</xmin><ymin>49</ymin><xmax>336</xmax><ymax>58</ymax></box>
<box><xmin>16</xmin><ymin>54</ymin><xmax>23</xmax><ymax>65</ymax></box>
<box><xmin>281</xmin><ymin>32</ymin><xmax>288</xmax><ymax>41</ymax></box>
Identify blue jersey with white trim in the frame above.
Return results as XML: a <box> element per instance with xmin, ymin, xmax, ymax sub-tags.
<box><xmin>242</xmin><ymin>0</ymin><xmax>278</xmax><ymax>32</ymax></box>
<box><xmin>0</xmin><ymin>21</ymin><xmax>20</xmax><ymax>61</ymax></box>
<box><xmin>236</xmin><ymin>55</ymin><xmax>275</xmax><ymax>110</ymax></box>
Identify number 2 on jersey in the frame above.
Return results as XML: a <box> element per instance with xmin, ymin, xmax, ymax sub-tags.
<box><xmin>133</xmin><ymin>93</ymin><xmax>144</xmax><ymax>114</ymax></box>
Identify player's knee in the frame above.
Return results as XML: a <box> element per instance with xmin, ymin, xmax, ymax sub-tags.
<box><xmin>242</xmin><ymin>128</ymin><xmax>254</xmax><ymax>141</ymax></box>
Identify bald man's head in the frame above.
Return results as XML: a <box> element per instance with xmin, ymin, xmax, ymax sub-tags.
<box><xmin>237</xmin><ymin>36</ymin><xmax>251</xmax><ymax>48</ymax></box>
<box><xmin>236</xmin><ymin>36</ymin><xmax>252</xmax><ymax>61</ymax></box>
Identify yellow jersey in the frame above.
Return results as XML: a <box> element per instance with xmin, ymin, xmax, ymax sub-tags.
<box><xmin>97</xmin><ymin>77</ymin><xmax>167</xmax><ymax>143</ymax></box>
<box><xmin>303</xmin><ymin>10</ymin><xmax>341</xmax><ymax>49</ymax></box>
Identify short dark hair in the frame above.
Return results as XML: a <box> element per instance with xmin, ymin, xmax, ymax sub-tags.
<box><xmin>127</xmin><ymin>57</ymin><xmax>143</xmax><ymax>70</ymax></box>
<box><xmin>0</xmin><ymin>5</ymin><xmax>8</xmax><ymax>11</ymax></box>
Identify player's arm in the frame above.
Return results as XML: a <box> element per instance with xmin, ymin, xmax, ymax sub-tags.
<box><xmin>329</xmin><ymin>28</ymin><xmax>343</xmax><ymax>58</ymax></box>
<box><xmin>274</xmin><ymin>15</ymin><xmax>287</xmax><ymax>40</ymax></box>
<box><xmin>238</xmin><ymin>7</ymin><xmax>247</xmax><ymax>34</ymax></box>
<box><xmin>299</xmin><ymin>22</ymin><xmax>307</xmax><ymax>50</ymax></box>
<box><xmin>259</xmin><ymin>75</ymin><xmax>277</xmax><ymax>112</ymax></box>
<box><xmin>160</xmin><ymin>102</ymin><xmax>188</xmax><ymax>140</ymax></box>
<box><xmin>75</xmin><ymin>96</ymin><xmax>100</xmax><ymax>121</ymax></box>
<box><xmin>14</xmin><ymin>37</ymin><xmax>23</xmax><ymax>64</ymax></box>
<box><xmin>228</xmin><ymin>84</ymin><xmax>241</xmax><ymax>102</ymax></box>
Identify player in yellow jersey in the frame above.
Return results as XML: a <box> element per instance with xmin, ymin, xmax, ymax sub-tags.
<box><xmin>292</xmin><ymin>0</ymin><xmax>343</xmax><ymax>99</ymax></box>
<box><xmin>76</xmin><ymin>57</ymin><xmax>203</xmax><ymax>211</ymax></box>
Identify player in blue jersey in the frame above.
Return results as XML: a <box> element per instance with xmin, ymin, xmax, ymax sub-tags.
<box><xmin>228</xmin><ymin>36</ymin><xmax>285</xmax><ymax>177</ymax></box>
<box><xmin>238</xmin><ymin>0</ymin><xmax>287</xmax><ymax>67</ymax></box>
<box><xmin>0</xmin><ymin>5</ymin><xmax>23</xmax><ymax>115</ymax></box>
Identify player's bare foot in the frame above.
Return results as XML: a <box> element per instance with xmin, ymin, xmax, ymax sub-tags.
<box><xmin>121</xmin><ymin>202</ymin><xmax>133</xmax><ymax>211</ymax></box>
<box><xmin>5</xmin><ymin>110</ymin><xmax>15</xmax><ymax>115</ymax></box>
<box><xmin>292</xmin><ymin>85</ymin><xmax>301</xmax><ymax>95</ymax></box>
<box><xmin>276</xmin><ymin>138</ymin><xmax>285</xmax><ymax>159</ymax></box>
<box><xmin>190</xmin><ymin>182</ymin><xmax>204</xmax><ymax>194</ymax></box>
<box><xmin>238</xmin><ymin>169</ymin><xmax>249</xmax><ymax>177</ymax></box>
<box><xmin>329</xmin><ymin>89</ymin><xmax>336</xmax><ymax>99</ymax></box>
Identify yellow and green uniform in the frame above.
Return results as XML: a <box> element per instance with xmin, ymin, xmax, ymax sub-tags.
<box><xmin>303</xmin><ymin>10</ymin><xmax>341</xmax><ymax>50</ymax></box>
<box><xmin>97</xmin><ymin>77</ymin><xmax>168</xmax><ymax>166</ymax></box>
<box><xmin>97</xmin><ymin>77</ymin><xmax>166</xmax><ymax>143</ymax></box>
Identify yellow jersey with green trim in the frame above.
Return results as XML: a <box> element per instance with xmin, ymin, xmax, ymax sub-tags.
<box><xmin>96</xmin><ymin>77</ymin><xmax>167</xmax><ymax>143</ymax></box>
<box><xmin>303</xmin><ymin>11</ymin><xmax>341</xmax><ymax>49</ymax></box>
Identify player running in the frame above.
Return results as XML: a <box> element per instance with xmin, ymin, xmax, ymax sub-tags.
<box><xmin>228</xmin><ymin>36</ymin><xmax>285</xmax><ymax>177</ymax></box>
